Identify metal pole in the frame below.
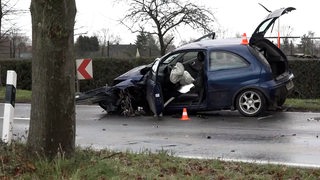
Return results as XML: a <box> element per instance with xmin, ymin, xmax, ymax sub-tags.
<box><xmin>76</xmin><ymin>79</ymin><xmax>80</xmax><ymax>93</ymax></box>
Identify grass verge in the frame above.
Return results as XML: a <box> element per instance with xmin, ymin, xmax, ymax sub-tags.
<box><xmin>284</xmin><ymin>98</ymin><xmax>320</xmax><ymax>112</ymax></box>
<box><xmin>0</xmin><ymin>143</ymin><xmax>319</xmax><ymax>179</ymax></box>
<box><xmin>0</xmin><ymin>87</ymin><xmax>31</xmax><ymax>103</ymax></box>
<box><xmin>0</xmin><ymin>89</ymin><xmax>319</xmax><ymax>178</ymax></box>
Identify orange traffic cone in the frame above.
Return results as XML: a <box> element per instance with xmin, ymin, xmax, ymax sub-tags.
<box><xmin>241</xmin><ymin>33</ymin><xmax>248</xmax><ymax>45</ymax></box>
<box><xmin>180</xmin><ymin>108</ymin><xmax>190</xmax><ymax>121</ymax></box>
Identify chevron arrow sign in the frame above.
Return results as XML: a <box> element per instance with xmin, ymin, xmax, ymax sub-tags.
<box><xmin>76</xmin><ymin>58</ymin><xmax>93</xmax><ymax>80</ymax></box>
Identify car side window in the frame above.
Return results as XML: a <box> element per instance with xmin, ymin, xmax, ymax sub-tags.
<box><xmin>181</xmin><ymin>51</ymin><xmax>198</xmax><ymax>64</ymax></box>
<box><xmin>162</xmin><ymin>51</ymin><xmax>198</xmax><ymax>65</ymax></box>
<box><xmin>209</xmin><ymin>51</ymin><xmax>249</xmax><ymax>71</ymax></box>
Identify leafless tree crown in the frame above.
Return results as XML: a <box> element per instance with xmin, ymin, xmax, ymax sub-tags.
<box><xmin>0</xmin><ymin>0</ymin><xmax>27</xmax><ymax>38</ymax></box>
<box><xmin>120</xmin><ymin>0</ymin><xmax>215</xmax><ymax>55</ymax></box>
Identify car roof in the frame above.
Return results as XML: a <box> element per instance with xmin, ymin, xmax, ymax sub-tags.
<box><xmin>176</xmin><ymin>38</ymin><xmax>244</xmax><ymax>51</ymax></box>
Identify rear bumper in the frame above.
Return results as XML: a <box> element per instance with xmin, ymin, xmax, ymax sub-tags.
<box><xmin>267</xmin><ymin>73</ymin><xmax>294</xmax><ymax>108</ymax></box>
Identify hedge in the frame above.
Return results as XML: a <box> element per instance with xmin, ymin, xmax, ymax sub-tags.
<box><xmin>0</xmin><ymin>58</ymin><xmax>319</xmax><ymax>99</ymax></box>
<box><xmin>0</xmin><ymin>58</ymin><xmax>153</xmax><ymax>92</ymax></box>
<box><xmin>0</xmin><ymin>60</ymin><xmax>32</xmax><ymax>90</ymax></box>
<box><xmin>289</xmin><ymin>60</ymin><xmax>320</xmax><ymax>98</ymax></box>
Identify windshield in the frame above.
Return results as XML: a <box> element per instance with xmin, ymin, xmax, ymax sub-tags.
<box><xmin>163</xmin><ymin>53</ymin><xmax>180</xmax><ymax>64</ymax></box>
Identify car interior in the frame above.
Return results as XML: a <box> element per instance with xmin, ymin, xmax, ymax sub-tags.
<box><xmin>251</xmin><ymin>39</ymin><xmax>288</xmax><ymax>78</ymax></box>
<box><xmin>158</xmin><ymin>51</ymin><xmax>206</xmax><ymax>107</ymax></box>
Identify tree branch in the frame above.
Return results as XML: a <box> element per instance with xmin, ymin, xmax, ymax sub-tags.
<box><xmin>119</xmin><ymin>0</ymin><xmax>216</xmax><ymax>55</ymax></box>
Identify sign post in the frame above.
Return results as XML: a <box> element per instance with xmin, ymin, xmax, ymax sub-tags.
<box><xmin>76</xmin><ymin>58</ymin><xmax>93</xmax><ymax>92</ymax></box>
<box><xmin>2</xmin><ymin>70</ymin><xmax>17</xmax><ymax>144</ymax></box>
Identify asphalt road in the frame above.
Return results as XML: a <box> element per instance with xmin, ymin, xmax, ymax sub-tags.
<box><xmin>1</xmin><ymin>103</ymin><xmax>320</xmax><ymax>168</ymax></box>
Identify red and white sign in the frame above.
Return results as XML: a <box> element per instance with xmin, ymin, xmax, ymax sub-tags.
<box><xmin>76</xmin><ymin>58</ymin><xmax>93</xmax><ymax>80</ymax></box>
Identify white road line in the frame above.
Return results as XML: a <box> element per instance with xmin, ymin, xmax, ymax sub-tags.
<box><xmin>178</xmin><ymin>155</ymin><xmax>320</xmax><ymax>168</ymax></box>
<box><xmin>0</xmin><ymin>117</ymin><xmax>30</xmax><ymax>121</ymax></box>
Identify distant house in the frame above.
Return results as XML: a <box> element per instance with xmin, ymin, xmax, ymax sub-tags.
<box><xmin>105</xmin><ymin>44</ymin><xmax>160</xmax><ymax>59</ymax></box>
<box><xmin>107</xmin><ymin>44</ymin><xmax>137</xmax><ymax>59</ymax></box>
<box><xmin>0</xmin><ymin>37</ymin><xmax>32</xmax><ymax>59</ymax></box>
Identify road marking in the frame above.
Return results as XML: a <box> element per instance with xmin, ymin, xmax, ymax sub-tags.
<box><xmin>178</xmin><ymin>155</ymin><xmax>320</xmax><ymax>168</ymax></box>
<box><xmin>0</xmin><ymin>117</ymin><xmax>30</xmax><ymax>121</ymax></box>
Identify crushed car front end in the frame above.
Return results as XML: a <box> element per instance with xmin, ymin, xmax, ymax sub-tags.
<box><xmin>76</xmin><ymin>63</ymin><xmax>152</xmax><ymax>116</ymax></box>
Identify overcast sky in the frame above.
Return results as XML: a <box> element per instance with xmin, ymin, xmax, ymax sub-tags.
<box><xmin>13</xmin><ymin>0</ymin><xmax>320</xmax><ymax>45</ymax></box>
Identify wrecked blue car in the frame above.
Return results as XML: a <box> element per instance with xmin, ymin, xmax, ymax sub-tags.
<box><xmin>76</xmin><ymin>7</ymin><xmax>295</xmax><ymax>117</ymax></box>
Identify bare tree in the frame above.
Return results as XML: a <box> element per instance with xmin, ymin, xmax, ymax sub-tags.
<box><xmin>135</xmin><ymin>29</ymin><xmax>160</xmax><ymax>57</ymax></box>
<box><xmin>0</xmin><ymin>0</ymin><xmax>25</xmax><ymax>38</ymax></box>
<box><xmin>27</xmin><ymin>0</ymin><xmax>77</xmax><ymax>158</ymax></box>
<box><xmin>300</xmin><ymin>31</ymin><xmax>315</xmax><ymax>55</ymax></box>
<box><xmin>94</xmin><ymin>28</ymin><xmax>121</xmax><ymax>56</ymax></box>
<box><xmin>280</xmin><ymin>25</ymin><xmax>294</xmax><ymax>55</ymax></box>
<box><xmin>8</xmin><ymin>27</ymin><xmax>29</xmax><ymax>58</ymax></box>
<box><xmin>120</xmin><ymin>0</ymin><xmax>215</xmax><ymax>55</ymax></box>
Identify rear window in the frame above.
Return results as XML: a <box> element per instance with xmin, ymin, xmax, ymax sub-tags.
<box><xmin>257</xmin><ymin>18</ymin><xmax>273</xmax><ymax>34</ymax></box>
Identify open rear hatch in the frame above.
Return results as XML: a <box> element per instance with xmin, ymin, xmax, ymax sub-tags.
<box><xmin>250</xmin><ymin>7</ymin><xmax>295</xmax><ymax>41</ymax></box>
<box><xmin>250</xmin><ymin>7</ymin><xmax>295</xmax><ymax>79</ymax></box>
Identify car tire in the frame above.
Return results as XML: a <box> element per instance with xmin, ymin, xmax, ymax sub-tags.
<box><xmin>118</xmin><ymin>90</ymin><xmax>135</xmax><ymax>116</ymax></box>
<box><xmin>236</xmin><ymin>89</ymin><xmax>266</xmax><ymax>117</ymax></box>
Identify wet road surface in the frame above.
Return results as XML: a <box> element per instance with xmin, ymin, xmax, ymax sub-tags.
<box><xmin>1</xmin><ymin>103</ymin><xmax>320</xmax><ymax>167</ymax></box>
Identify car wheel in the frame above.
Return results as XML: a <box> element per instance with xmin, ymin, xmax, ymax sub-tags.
<box><xmin>236</xmin><ymin>89</ymin><xmax>266</xmax><ymax>117</ymax></box>
<box><xmin>119</xmin><ymin>89</ymin><xmax>136</xmax><ymax>116</ymax></box>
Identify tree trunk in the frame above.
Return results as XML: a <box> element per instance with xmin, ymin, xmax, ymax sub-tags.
<box><xmin>27</xmin><ymin>0</ymin><xmax>76</xmax><ymax>157</ymax></box>
<box><xmin>158</xmin><ymin>33</ymin><xmax>166</xmax><ymax>56</ymax></box>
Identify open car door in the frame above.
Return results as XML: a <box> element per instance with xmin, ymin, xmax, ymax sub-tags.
<box><xmin>250</xmin><ymin>7</ymin><xmax>295</xmax><ymax>44</ymax></box>
<box><xmin>146</xmin><ymin>58</ymin><xmax>164</xmax><ymax>116</ymax></box>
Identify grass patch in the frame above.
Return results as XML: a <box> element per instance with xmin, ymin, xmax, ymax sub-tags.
<box><xmin>0</xmin><ymin>90</ymin><xmax>319</xmax><ymax>178</ymax></box>
<box><xmin>0</xmin><ymin>143</ymin><xmax>319</xmax><ymax>179</ymax></box>
<box><xmin>0</xmin><ymin>87</ymin><xmax>31</xmax><ymax>103</ymax></box>
<box><xmin>284</xmin><ymin>98</ymin><xmax>320</xmax><ymax>112</ymax></box>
